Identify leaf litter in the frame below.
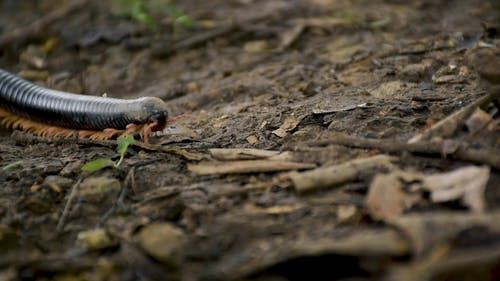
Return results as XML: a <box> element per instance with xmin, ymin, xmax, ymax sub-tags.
<box><xmin>0</xmin><ymin>0</ymin><xmax>499</xmax><ymax>280</ymax></box>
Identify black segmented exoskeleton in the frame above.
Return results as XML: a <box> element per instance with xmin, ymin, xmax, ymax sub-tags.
<box><xmin>0</xmin><ymin>68</ymin><xmax>168</xmax><ymax>137</ymax></box>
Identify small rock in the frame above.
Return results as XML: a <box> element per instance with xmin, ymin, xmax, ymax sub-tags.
<box><xmin>399</xmin><ymin>59</ymin><xmax>434</xmax><ymax>81</ymax></box>
<box><xmin>42</xmin><ymin>175</ymin><xmax>74</xmax><ymax>192</ymax></box>
<box><xmin>77</xmin><ymin>228</ymin><xmax>116</xmax><ymax>250</ymax></box>
<box><xmin>370</xmin><ymin>81</ymin><xmax>414</xmax><ymax>99</ymax></box>
<box><xmin>135</xmin><ymin>223</ymin><xmax>186</xmax><ymax>267</ymax></box>
<box><xmin>79</xmin><ymin>177</ymin><xmax>121</xmax><ymax>203</ymax></box>
<box><xmin>17</xmin><ymin>197</ymin><xmax>54</xmax><ymax>214</ymax></box>
<box><xmin>337</xmin><ymin>205</ymin><xmax>358</xmax><ymax>222</ymax></box>
<box><xmin>466</xmin><ymin>47</ymin><xmax>500</xmax><ymax>83</ymax></box>
<box><xmin>19</xmin><ymin>45</ymin><xmax>47</xmax><ymax>69</ymax></box>
<box><xmin>243</xmin><ymin>40</ymin><xmax>270</xmax><ymax>53</ymax></box>
<box><xmin>246</xmin><ymin>135</ymin><xmax>258</xmax><ymax>145</ymax></box>
<box><xmin>432</xmin><ymin>74</ymin><xmax>464</xmax><ymax>84</ymax></box>
<box><xmin>322</xmin><ymin>36</ymin><xmax>367</xmax><ymax>65</ymax></box>
<box><xmin>17</xmin><ymin>69</ymin><xmax>49</xmax><ymax>82</ymax></box>
<box><xmin>466</xmin><ymin>47</ymin><xmax>500</xmax><ymax>95</ymax></box>
<box><xmin>60</xmin><ymin>160</ymin><xmax>84</xmax><ymax>177</ymax></box>
<box><xmin>0</xmin><ymin>225</ymin><xmax>19</xmax><ymax>252</ymax></box>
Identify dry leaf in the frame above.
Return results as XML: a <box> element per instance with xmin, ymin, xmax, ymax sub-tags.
<box><xmin>366</xmin><ymin>173</ymin><xmax>422</xmax><ymax>221</ymax></box>
<box><xmin>366</xmin><ymin>166</ymin><xmax>490</xmax><ymax>221</ymax></box>
<box><xmin>465</xmin><ymin>108</ymin><xmax>492</xmax><ymax>134</ymax></box>
<box><xmin>272</xmin><ymin>116</ymin><xmax>300</xmax><ymax>138</ymax></box>
<box><xmin>421</xmin><ymin>166</ymin><xmax>490</xmax><ymax>213</ymax></box>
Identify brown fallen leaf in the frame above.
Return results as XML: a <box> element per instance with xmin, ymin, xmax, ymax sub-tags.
<box><xmin>272</xmin><ymin>116</ymin><xmax>300</xmax><ymax>138</ymax></box>
<box><xmin>246</xmin><ymin>135</ymin><xmax>258</xmax><ymax>145</ymax></box>
<box><xmin>366</xmin><ymin>166</ymin><xmax>490</xmax><ymax>221</ymax></box>
<box><xmin>188</xmin><ymin>160</ymin><xmax>316</xmax><ymax>175</ymax></box>
<box><xmin>419</xmin><ymin>165</ymin><xmax>490</xmax><ymax>213</ymax></box>
<box><xmin>465</xmin><ymin>108</ymin><xmax>492</xmax><ymax>134</ymax></box>
<box><xmin>366</xmin><ymin>172</ymin><xmax>422</xmax><ymax>221</ymax></box>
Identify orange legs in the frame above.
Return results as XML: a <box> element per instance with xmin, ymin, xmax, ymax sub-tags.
<box><xmin>0</xmin><ymin>108</ymin><xmax>159</xmax><ymax>143</ymax></box>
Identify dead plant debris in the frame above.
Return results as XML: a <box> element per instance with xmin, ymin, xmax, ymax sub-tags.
<box><xmin>0</xmin><ymin>0</ymin><xmax>499</xmax><ymax>280</ymax></box>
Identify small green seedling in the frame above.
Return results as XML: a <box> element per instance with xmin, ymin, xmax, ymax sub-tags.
<box><xmin>112</xmin><ymin>0</ymin><xmax>193</xmax><ymax>30</ymax></box>
<box><xmin>82</xmin><ymin>135</ymin><xmax>136</xmax><ymax>172</ymax></box>
<box><xmin>1</xmin><ymin>160</ymin><xmax>23</xmax><ymax>171</ymax></box>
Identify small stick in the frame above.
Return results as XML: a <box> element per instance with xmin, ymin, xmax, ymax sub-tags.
<box><xmin>96</xmin><ymin>166</ymin><xmax>136</xmax><ymax>227</ymax></box>
<box><xmin>167</xmin><ymin>25</ymin><xmax>236</xmax><ymax>53</ymax></box>
<box><xmin>408</xmin><ymin>93</ymin><xmax>495</xmax><ymax>143</ymax></box>
<box><xmin>289</xmin><ymin>155</ymin><xmax>397</xmax><ymax>193</ymax></box>
<box><xmin>0</xmin><ymin>0</ymin><xmax>90</xmax><ymax>48</ymax></box>
<box><xmin>306</xmin><ymin>133</ymin><xmax>500</xmax><ymax>169</ymax></box>
<box><xmin>57</xmin><ymin>177</ymin><xmax>82</xmax><ymax>232</ymax></box>
<box><xmin>10</xmin><ymin>130</ymin><xmax>206</xmax><ymax>160</ymax></box>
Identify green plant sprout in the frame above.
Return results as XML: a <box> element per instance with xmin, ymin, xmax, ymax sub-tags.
<box><xmin>113</xmin><ymin>0</ymin><xmax>193</xmax><ymax>29</ymax></box>
<box><xmin>1</xmin><ymin>160</ymin><xmax>23</xmax><ymax>171</ymax></box>
<box><xmin>82</xmin><ymin>135</ymin><xmax>136</xmax><ymax>172</ymax></box>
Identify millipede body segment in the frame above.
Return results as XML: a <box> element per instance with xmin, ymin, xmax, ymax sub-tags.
<box><xmin>0</xmin><ymin>68</ymin><xmax>168</xmax><ymax>141</ymax></box>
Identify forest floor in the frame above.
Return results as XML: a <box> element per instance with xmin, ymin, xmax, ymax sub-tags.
<box><xmin>0</xmin><ymin>0</ymin><xmax>499</xmax><ymax>280</ymax></box>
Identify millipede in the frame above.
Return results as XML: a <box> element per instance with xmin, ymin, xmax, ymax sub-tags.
<box><xmin>0</xmin><ymin>68</ymin><xmax>168</xmax><ymax>143</ymax></box>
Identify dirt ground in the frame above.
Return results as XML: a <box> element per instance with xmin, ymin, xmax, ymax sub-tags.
<box><xmin>0</xmin><ymin>0</ymin><xmax>499</xmax><ymax>280</ymax></box>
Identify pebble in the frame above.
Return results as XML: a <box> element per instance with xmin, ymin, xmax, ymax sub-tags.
<box><xmin>60</xmin><ymin>160</ymin><xmax>84</xmax><ymax>177</ymax></box>
<box><xmin>77</xmin><ymin>228</ymin><xmax>116</xmax><ymax>250</ymax></box>
<box><xmin>135</xmin><ymin>223</ymin><xmax>187</xmax><ymax>267</ymax></box>
<box><xmin>42</xmin><ymin>175</ymin><xmax>74</xmax><ymax>191</ymax></box>
<box><xmin>78</xmin><ymin>176</ymin><xmax>121</xmax><ymax>203</ymax></box>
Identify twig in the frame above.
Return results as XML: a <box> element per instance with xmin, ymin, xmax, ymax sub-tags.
<box><xmin>188</xmin><ymin>160</ymin><xmax>316</xmax><ymax>175</ymax></box>
<box><xmin>134</xmin><ymin>142</ymin><xmax>206</xmax><ymax>160</ymax></box>
<box><xmin>168</xmin><ymin>25</ymin><xmax>236</xmax><ymax>53</ymax></box>
<box><xmin>408</xmin><ymin>93</ymin><xmax>496</xmax><ymax>143</ymax></box>
<box><xmin>208</xmin><ymin>180</ymin><xmax>280</xmax><ymax>199</ymax></box>
<box><xmin>306</xmin><ymin>133</ymin><xmax>500</xmax><ymax>169</ymax></box>
<box><xmin>289</xmin><ymin>155</ymin><xmax>397</xmax><ymax>193</ymax></box>
<box><xmin>125</xmin><ymin>166</ymin><xmax>137</xmax><ymax>197</ymax></box>
<box><xmin>0</xmin><ymin>0</ymin><xmax>90</xmax><ymax>48</ymax></box>
<box><xmin>10</xmin><ymin>130</ymin><xmax>206</xmax><ymax>160</ymax></box>
<box><xmin>57</xmin><ymin>177</ymin><xmax>82</xmax><ymax>232</ymax></box>
<box><xmin>97</xmin><ymin>167</ymin><xmax>135</xmax><ymax>227</ymax></box>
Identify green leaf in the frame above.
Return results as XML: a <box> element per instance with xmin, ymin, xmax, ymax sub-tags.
<box><xmin>130</xmin><ymin>2</ymin><xmax>156</xmax><ymax>28</ymax></box>
<box><xmin>2</xmin><ymin>160</ymin><xmax>23</xmax><ymax>171</ymax></box>
<box><xmin>82</xmin><ymin>158</ymin><xmax>115</xmax><ymax>172</ymax></box>
<box><xmin>368</xmin><ymin>18</ymin><xmax>391</xmax><ymax>28</ymax></box>
<box><xmin>175</xmin><ymin>15</ymin><xmax>194</xmax><ymax>28</ymax></box>
<box><xmin>117</xmin><ymin>135</ymin><xmax>136</xmax><ymax>158</ymax></box>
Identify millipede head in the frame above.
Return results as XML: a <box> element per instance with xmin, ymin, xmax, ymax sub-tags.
<box><xmin>138</xmin><ymin>97</ymin><xmax>169</xmax><ymax>132</ymax></box>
